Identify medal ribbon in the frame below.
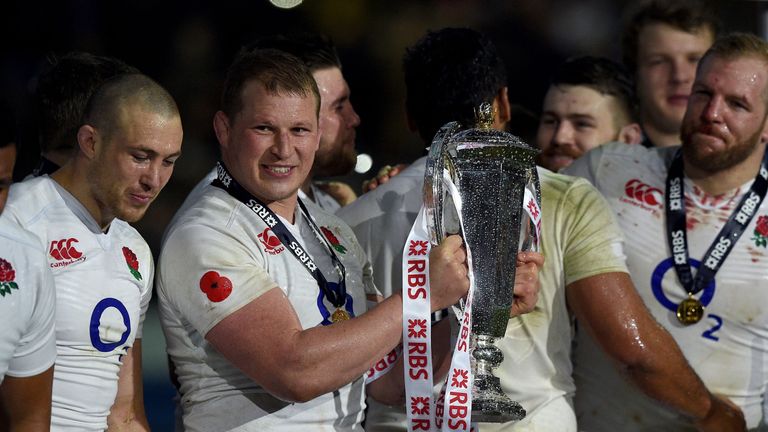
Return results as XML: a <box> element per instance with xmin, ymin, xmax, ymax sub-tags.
<box><xmin>523</xmin><ymin>187</ymin><xmax>542</xmax><ymax>250</ymax></box>
<box><xmin>437</xmin><ymin>177</ymin><xmax>475</xmax><ymax>432</ymax></box>
<box><xmin>403</xmin><ymin>205</ymin><xmax>436</xmax><ymax>431</ymax></box>
<box><xmin>665</xmin><ymin>149</ymin><xmax>768</xmax><ymax>297</ymax></box>
<box><xmin>211</xmin><ymin>161</ymin><xmax>347</xmax><ymax>309</ymax></box>
<box><xmin>402</xmin><ymin>170</ymin><xmax>477</xmax><ymax>432</ymax></box>
<box><xmin>364</xmin><ymin>345</ymin><xmax>403</xmax><ymax>384</ymax></box>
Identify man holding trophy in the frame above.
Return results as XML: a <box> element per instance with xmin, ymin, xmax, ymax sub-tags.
<box><xmin>339</xmin><ymin>27</ymin><xmax>744</xmax><ymax>431</ymax></box>
<box><xmin>157</xmin><ymin>48</ymin><xmax>541</xmax><ymax>431</ymax></box>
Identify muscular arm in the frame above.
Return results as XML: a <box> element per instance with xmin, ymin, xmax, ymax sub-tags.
<box><xmin>567</xmin><ymin>272</ymin><xmax>745</xmax><ymax>431</ymax></box>
<box><xmin>107</xmin><ymin>341</ymin><xmax>150</xmax><ymax>431</ymax></box>
<box><xmin>0</xmin><ymin>366</ymin><xmax>53</xmax><ymax>431</ymax></box>
<box><xmin>207</xmin><ymin>235</ymin><xmax>469</xmax><ymax>403</ymax></box>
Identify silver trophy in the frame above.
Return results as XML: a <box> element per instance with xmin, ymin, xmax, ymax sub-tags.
<box><xmin>424</xmin><ymin>103</ymin><xmax>540</xmax><ymax>423</ymax></box>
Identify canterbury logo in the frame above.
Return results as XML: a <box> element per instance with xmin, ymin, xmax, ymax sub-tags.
<box><xmin>257</xmin><ymin>228</ymin><xmax>284</xmax><ymax>255</ymax></box>
<box><xmin>49</xmin><ymin>238</ymin><xmax>86</xmax><ymax>267</ymax></box>
<box><xmin>624</xmin><ymin>179</ymin><xmax>663</xmax><ymax>208</ymax></box>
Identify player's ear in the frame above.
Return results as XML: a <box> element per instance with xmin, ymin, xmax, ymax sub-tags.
<box><xmin>618</xmin><ymin>123</ymin><xmax>643</xmax><ymax>145</ymax></box>
<box><xmin>213</xmin><ymin>111</ymin><xmax>232</xmax><ymax>150</ymax></box>
<box><xmin>77</xmin><ymin>125</ymin><xmax>99</xmax><ymax>160</ymax></box>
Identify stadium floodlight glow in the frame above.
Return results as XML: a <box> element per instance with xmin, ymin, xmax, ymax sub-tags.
<box><xmin>355</xmin><ymin>153</ymin><xmax>373</xmax><ymax>174</ymax></box>
<box><xmin>269</xmin><ymin>0</ymin><xmax>303</xmax><ymax>9</ymax></box>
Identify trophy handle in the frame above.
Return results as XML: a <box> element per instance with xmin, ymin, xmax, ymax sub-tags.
<box><xmin>424</xmin><ymin>121</ymin><xmax>461</xmax><ymax>246</ymax></box>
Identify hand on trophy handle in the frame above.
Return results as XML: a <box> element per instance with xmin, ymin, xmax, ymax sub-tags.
<box><xmin>694</xmin><ymin>394</ymin><xmax>746</xmax><ymax>432</ymax></box>
<box><xmin>428</xmin><ymin>234</ymin><xmax>469</xmax><ymax>312</ymax></box>
<box><xmin>509</xmin><ymin>251</ymin><xmax>544</xmax><ymax>317</ymax></box>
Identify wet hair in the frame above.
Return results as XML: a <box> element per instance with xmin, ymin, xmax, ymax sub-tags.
<box><xmin>82</xmin><ymin>73</ymin><xmax>179</xmax><ymax>142</ymax></box>
<box><xmin>622</xmin><ymin>0</ymin><xmax>719</xmax><ymax>74</ymax></box>
<box><xmin>700</xmin><ymin>32</ymin><xmax>768</xmax><ymax>107</ymax></box>
<box><xmin>220</xmin><ymin>48</ymin><xmax>320</xmax><ymax>121</ymax></box>
<box><xmin>403</xmin><ymin>27</ymin><xmax>507</xmax><ymax>143</ymax></box>
<box><xmin>243</xmin><ymin>33</ymin><xmax>341</xmax><ymax>72</ymax></box>
<box><xmin>35</xmin><ymin>51</ymin><xmax>138</xmax><ymax>153</ymax></box>
<box><xmin>550</xmin><ymin>56</ymin><xmax>639</xmax><ymax>124</ymax></box>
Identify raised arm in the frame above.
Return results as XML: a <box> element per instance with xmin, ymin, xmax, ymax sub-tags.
<box><xmin>206</xmin><ymin>234</ymin><xmax>469</xmax><ymax>403</ymax></box>
<box><xmin>567</xmin><ymin>272</ymin><xmax>745</xmax><ymax>431</ymax></box>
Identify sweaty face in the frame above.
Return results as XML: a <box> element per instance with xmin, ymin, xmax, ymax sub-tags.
<box><xmin>681</xmin><ymin>55</ymin><xmax>768</xmax><ymax>173</ymax></box>
<box><xmin>311</xmin><ymin>67</ymin><xmax>360</xmax><ymax>177</ymax></box>
<box><xmin>88</xmin><ymin>108</ymin><xmax>183</xmax><ymax>224</ymax></box>
<box><xmin>218</xmin><ymin>81</ymin><xmax>320</xmax><ymax>215</ymax></box>
<box><xmin>536</xmin><ymin>85</ymin><xmax>621</xmax><ymax>171</ymax></box>
<box><xmin>636</xmin><ymin>23</ymin><xmax>714</xmax><ymax>138</ymax></box>
<box><xmin>0</xmin><ymin>145</ymin><xmax>16</xmax><ymax>214</ymax></box>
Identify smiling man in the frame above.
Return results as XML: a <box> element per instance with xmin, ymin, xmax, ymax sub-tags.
<box><xmin>565</xmin><ymin>32</ymin><xmax>768</xmax><ymax>430</ymax></box>
<box><xmin>536</xmin><ymin>56</ymin><xmax>642</xmax><ymax>172</ymax></box>
<box><xmin>172</xmin><ymin>34</ymin><xmax>362</xmax><ymax>219</ymax></box>
<box><xmin>622</xmin><ymin>0</ymin><xmax>718</xmax><ymax>147</ymax></box>
<box><xmin>4</xmin><ymin>73</ymin><xmax>183</xmax><ymax>431</ymax></box>
<box><xmin>246</xmin><ymin>34</ymin><xmax>361</xmax><ymax>210</ymax></box>
<box><xmin>156</xmin><ymin>48</ymin><xmax>492</xmax><ymax>431</ymax></box>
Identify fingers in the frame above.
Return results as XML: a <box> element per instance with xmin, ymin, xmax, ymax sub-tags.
<box><xmin>316</xmin><ymin>181</ymin><xmax>358</xmax><ymax>206</ymax></box>
<box><xmin>516</xmin><ymin>251</ymin><xmax>544</xmax><ymax>269</ymax></box>
<box><xmin>361</xmin><ymin>164</ymin><xmax>408</xmax><ymax>193</ymax></box>
<box><xmin>429</xmin><ymin>235</ymin><xmax>469</xmax><ymax>311</ymax></box>
<box><xmin>510</xmin><ymin>256</ymin><xmax>541</xmax><ymax>316</ymax></box>
<box><xmin>361</xmin><ymin>179</ymin><xmax>377</xmax><ymax>193</ymax></box>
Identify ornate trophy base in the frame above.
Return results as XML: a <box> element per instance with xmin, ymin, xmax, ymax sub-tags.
<box><xmin>471</xmin><ymin>373</ymin><xmax>526</xmax><ymax>423</ymax></box>
<box><xmin>471</xmin><ymin>335</ymin><xmax>527</xmax><ymax>423</ymax></box>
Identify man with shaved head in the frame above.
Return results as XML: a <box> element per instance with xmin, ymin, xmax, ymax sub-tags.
<box><xmin>32</xmin><ymin>51</ymin><xmax>139</xmax><ymax>176</ymax></box>
<box><xmin>4</xmin><ymin>73</ymin><xmax>183</xmax><ymax>431</ymax></box>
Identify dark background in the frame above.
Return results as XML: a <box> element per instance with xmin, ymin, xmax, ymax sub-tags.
<box><xmin>2</xmin><ymin>0</ymin><xmax>766</xmax><ymax>429</ymax></box>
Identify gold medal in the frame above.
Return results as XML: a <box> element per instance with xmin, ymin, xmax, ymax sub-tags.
<box><xmin>331</xmin><ymin>308</ymin><xmax>350</xmax><ymax>323</ymax></box>
<box><xmin>676</xmin><ymin>295</ymin><xmax>704</xmax><ymax>325</ymax></box>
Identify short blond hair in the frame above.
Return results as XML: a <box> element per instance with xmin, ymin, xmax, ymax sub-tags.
<box><xmin>700</xmin><ymin>33</ymin><xmax>768</xmax><ymax>107</ymax></box>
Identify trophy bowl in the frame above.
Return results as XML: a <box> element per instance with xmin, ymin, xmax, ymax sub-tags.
<box><xmin>424</xmin><ymin>104</ymin><xmax>540</xmax><ymax>423</ymax></box>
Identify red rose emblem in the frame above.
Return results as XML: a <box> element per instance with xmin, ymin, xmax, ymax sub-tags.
<box><xmin>756</xmin><ymin>215</ymin><xmax>768</xmax><ymax>237</ymax></box>
<box><xmin>321</xmin><ymin>227</ymin><xmax>347</xmax><ymax>254</ymax></box>
<box><xmin>0</xmin><ymin>258</ymin><xmax>15</xmax><ymax>283</ymax></box>
<box><xmin>200</xmin><ymin>271</ymin><xmax>233</xmax><ymax>302</ymax></box>
<box><xmin>122</xmin><ymin>247</ymin><xmax>139</xmax><ymax>270</ymax></box>
<box><xmin>122</xmin><ymin>247</ymin><xmax>142</xmax><ymax>281</ymax></box>
<box><xmin>0</xmin><ymin>258</ymin><xmax>18</xmax><ymax>297</ymax></box>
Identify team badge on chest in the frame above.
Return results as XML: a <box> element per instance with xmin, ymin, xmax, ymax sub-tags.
<box><xmin>321</xmin><ymin>226</ymin><xmax>346</xmax><ymax>254</ymax></box>
<box><xmin>0</xmin><ymin>258</ymin><xmax>18</xmax><ymax>297</ymax></box>
<box><xmin>751</xmin><ymin>215</ymin><xmax>768</xmax><ymax>248</ymax></box>
<box><xmin>122</xmin><ymin>247</ymin><xmax>142</xmax><ymax>281</ymax></box>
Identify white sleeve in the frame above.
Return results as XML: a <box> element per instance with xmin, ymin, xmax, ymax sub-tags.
<box><xmin>7</xmin><ymin>251</ymin><xmax>56</xmax><ymax>377</ymax></box>
<box><xmin>160</xmin><ymin>223</ymin><xmax>279</xmax><ymax>337</ymax></box>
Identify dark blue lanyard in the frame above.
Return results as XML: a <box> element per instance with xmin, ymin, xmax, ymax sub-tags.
<box><xmin>211</xmin><ymin>161</ymin><xmax>347</xmax><ymax>308</ymax></box>
<box><xmin>665</xmin><ymin>149</ymin><xmax>768</xmax><ymax>295</ymax></box>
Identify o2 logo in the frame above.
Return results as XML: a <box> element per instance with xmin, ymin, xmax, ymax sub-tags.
<box><xmin>89</xmin><ymin>298</ymin><xmax>131</xmax><ymax>352</ymax></box>
<box><xmin>651</xmin><ymin>258</ymin><xmax>723</xmax><ymax>341</ymax></box>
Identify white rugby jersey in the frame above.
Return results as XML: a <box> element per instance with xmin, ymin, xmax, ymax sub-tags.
<box><xmin>565</xmin><ymin>142</ymin><xmax>768</xmax><ymax>430</ymax></box>
<box><xmin>5</xmin><ymin>176</ymin><xmax>153</xmax><ymax>431</ymax></box>
<box><xmin>338</xmin><ymin>158</ymin><xmax>628</xmax><ymax>431</ymax></box>
<box><xmin>157</xmin><ymin>183</ymin><xmax>377</xmax><ymax>431</ymax></box>
<box><xmin>167</xmin><ymin>167</ymin><xmax>342</xmax><ymax>242</ymax></box>
<box><xmin>0</xmin><ymin>216</ymin><xmax>56</xmax><ymax>381</ymax></box>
